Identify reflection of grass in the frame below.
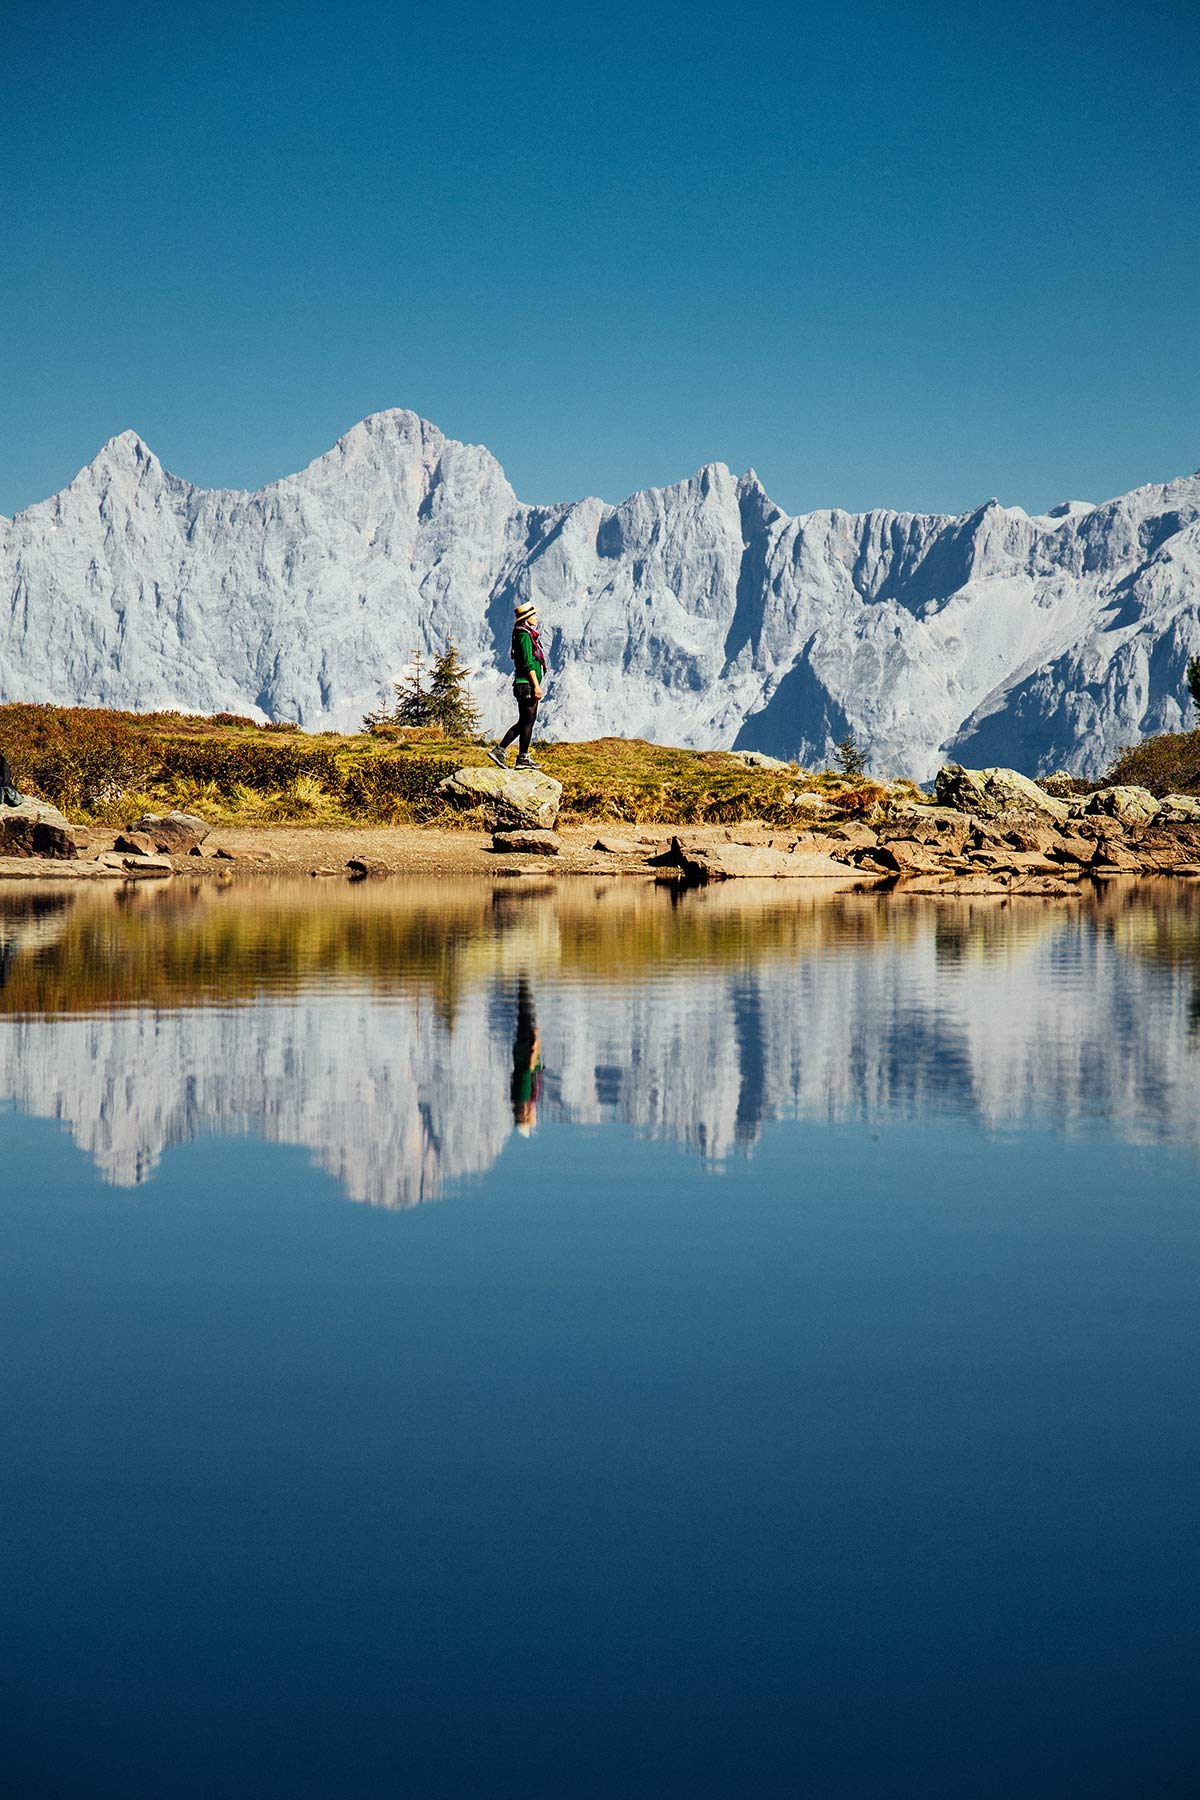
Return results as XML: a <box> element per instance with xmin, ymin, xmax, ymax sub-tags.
<box><xmin>0</xmin><ymin>880</ymin><xmax>901</xmax><ymax>1017</ymax></box>
<box><xmin>3</xmin><ymin>876</ymin><xmax>1196</xmax><ymax>1021</ymax></box>
<box><xmin>0</xmin><ymin>704</ymin><xmax>923</xmax><ymax>828</ymax></box>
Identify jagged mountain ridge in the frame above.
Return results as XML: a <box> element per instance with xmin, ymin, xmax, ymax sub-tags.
<box><xmin>3</xmin><ymin>409</ymin><xmax>1199</xmax><ymax>775</ymax></box>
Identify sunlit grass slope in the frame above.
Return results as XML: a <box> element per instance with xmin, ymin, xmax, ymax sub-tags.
<box><xmin>0</xmin><ymin>705</ymin><xmax>911</xmax><ymax>827</ymax></box>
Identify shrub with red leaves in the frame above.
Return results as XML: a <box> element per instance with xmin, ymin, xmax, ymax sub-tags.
<box><xmin>0</xmin><ymin>705</ymin><xmax>157</xmax><ymax>811</ymax></box>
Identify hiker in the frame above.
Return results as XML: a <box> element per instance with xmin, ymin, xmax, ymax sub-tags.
<box><xmin>489</xmin><ymin>601</ymin><xmax>546</xmax><ymax>769</ymax></box>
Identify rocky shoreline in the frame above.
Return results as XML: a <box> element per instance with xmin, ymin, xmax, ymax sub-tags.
<box><xmin>1</xmin><ymin>762</ymin><xmax>1198</xmax><ymax>894</ymax></box>
<box><xmin>659</xmin><ymin>765</ymin><xmax>1200</xmax><ymax>894</ymax></box>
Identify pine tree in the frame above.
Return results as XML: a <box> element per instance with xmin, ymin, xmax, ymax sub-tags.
<box><xmin>394</xmin><ymin>649</ymin><xmax>436</xmax><ymax>727</ymax></box>
<box><xmin>363</xmin><ymin>650</ymin><xmax>438</xmax><ymax>732</ymax></box>
<box><xmin>428</xmin><ymin>638</ymin><xmax>483</xmax><ymax>739</ymax></box>
<box><xmin>1187</xmin><ymin>654</ymin><xmax>1200</xmax><ymax>718</ymax></box>
<box><xmin>834</xmin><ymin>734</ymin><xmax>867</xmax><ymax>779</ymax></box>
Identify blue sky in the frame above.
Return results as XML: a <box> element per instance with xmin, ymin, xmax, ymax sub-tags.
<box><xmin>3</xmin><ymin>0</ymin><xmax>1198</xmax><ymax>519</ymax></box>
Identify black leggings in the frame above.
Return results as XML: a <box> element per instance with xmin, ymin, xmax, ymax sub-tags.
<box><xmin>500</xmin><ymin>688</ymin><xmax>539</xmax><ymax>755</ymax></box>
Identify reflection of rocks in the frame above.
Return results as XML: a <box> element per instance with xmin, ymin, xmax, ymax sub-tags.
<box><xmin>0</xmin><ymin>881</ymin><xmax>1198</xmax><ymax>1204</ymax></box>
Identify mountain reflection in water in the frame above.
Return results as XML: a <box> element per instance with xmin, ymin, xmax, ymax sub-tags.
<box><xmin>1</xmin><ymin>876</ymin><xmax>1198</xmax><ymax>1206</ymax></box>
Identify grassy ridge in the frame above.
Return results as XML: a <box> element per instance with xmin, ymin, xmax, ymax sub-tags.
<box><xmin>0</xmin><ymin>704</ymin><xmax>901</xmax><ymax>827</ymax></box>
<box><xmin>6</xmin><ymin>702</ymin><xmax>1192</xmax><ymax>828</ymax></box>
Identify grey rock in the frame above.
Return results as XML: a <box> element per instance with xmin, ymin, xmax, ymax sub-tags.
<box><xmin>828</xmin><ymin>821</ymin><xmax>879</xmax><ymax>847</ymax></box>
<box><xmin>121</xmin><ymin>854</ymin><xmax>173</xmax><ymax>875</ymax></box>
<box><xmin>492</xmin><ymin>830</ymin><xmax>561</xmax><ymax>855</ymax></box>
<box><xmin>725</xmin><ymin>750</ymin><xmax>798</xmax><ymax>771</ymax></box>
<box><xmin>669</xmin><ymin>839</ymin><xmax>872</xmax><ymax>882</ymax></box>
<box><xmin>934</xmin><ymin>764</ymin><xmax>1072</xmax><ymax>822</ymax></box>
<box><xmin>1154</xmin><ymin>793</ymin><xmax>1200</xmax><ymax>822</ymax></box>
<box><xmin>0</xmin><ymin>798</ymin><xmax>80</xmax><ymax>860</ymax></box>
<box><xmin>592</xmin><ymin>835</ymin><xmax>643</xmax><ymax>855</ymax></box>
<box><xmin>439</xmin><ymin>765</ymin><xmax>562</xmax><ymax>829</ymax></box>
<box><xmin>1080</xmin><ymin>785</ymin><xmax>1160</xmax><ymax>825</ymax></box>
<box><xmin>127</xmin><ymin>810</ymin><xmax>209</xmax><ymax>853</ymax></box>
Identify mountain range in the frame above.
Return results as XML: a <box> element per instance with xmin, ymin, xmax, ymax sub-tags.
<box><xmin>3</xmin><ymin>409</ymin><xmax>1198</xmax><ymax>776</ymax></box>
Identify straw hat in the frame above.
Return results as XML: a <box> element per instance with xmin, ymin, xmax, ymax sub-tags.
<box><xmin>514</xmin><ymin>601</ymin><xmax>537</xmax><ymax>623</ymax></box>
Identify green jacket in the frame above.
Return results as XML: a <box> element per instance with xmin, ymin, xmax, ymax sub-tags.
<box><xmin>512</xmin><ymin>626</ymin><xmax>546</xmax><ymax>690</ymax></box>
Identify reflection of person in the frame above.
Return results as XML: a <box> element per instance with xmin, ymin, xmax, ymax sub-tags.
<box><xmin>510</xmin><ymin>976</ymin><xmax>544</xmax><ymax>1136</ymax></box>
<box><xmin>489</xmin><ymin>602</ymin><xmax>547</xmax><ymax>770</ymax></box>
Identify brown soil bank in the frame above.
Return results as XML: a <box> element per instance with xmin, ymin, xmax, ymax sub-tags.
<box><xmin>3</xmin><ymin>812</ymin><xmax>1200</xmax><ymax>897</ymax></box>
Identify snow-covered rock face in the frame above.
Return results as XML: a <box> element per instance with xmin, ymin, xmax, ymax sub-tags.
<box><xmin>3</xmin><ymin>409</ymin><xmax>1199</xmax><ymax>777</ymax></box>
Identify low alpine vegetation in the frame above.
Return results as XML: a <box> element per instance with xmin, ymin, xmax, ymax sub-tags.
<box><xmin>0</xmin><ymin>704</ymin><xmax>912</xmax><ymax>828</ymax></box>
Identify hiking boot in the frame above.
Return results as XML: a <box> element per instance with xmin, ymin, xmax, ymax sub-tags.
<box><xmin>514</xmin><ymin>753</ymin><xmax>541</xmax><ymax>770</ymax></box>
<box><xmin>487</xmin><ymin>746</ymin><xmax>508</xmax><ymax>768</ymax></box>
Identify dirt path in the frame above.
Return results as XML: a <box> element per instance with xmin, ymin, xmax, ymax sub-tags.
<box><xmin>1</xmin><ymin>822</ymin><xmax>763</xmax><ymax>883</ymax></box>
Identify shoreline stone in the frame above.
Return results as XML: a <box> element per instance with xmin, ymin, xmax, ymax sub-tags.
<box><xmin>492</xmin><ymin>829</ymin><xmax>561</xmax><ymax>856</ymax></box>
<box><xmin>934</xmin><ymin>764</ymin><xmax>1072</xmax><ymax>822</ymax></box>
<box><xmin>125</xmin><ymin>810</ymin><xmax>210</xmax><ymax>854</ymax></box>
<box><xmin>439</xmin><ymin>766</ymin><xmax>563</xmax><ymax>830</ymax></box>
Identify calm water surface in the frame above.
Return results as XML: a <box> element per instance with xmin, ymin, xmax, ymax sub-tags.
<box><xmin>1</xmin><ymin>876</ymin><xmax>1198</xmax><ymax>1798</ymax></box>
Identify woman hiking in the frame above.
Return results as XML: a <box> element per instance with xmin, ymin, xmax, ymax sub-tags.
<box><xmin>489</xmin><ymin>601</ymin><xmax>546</xmax><ymax>769</ymax></box>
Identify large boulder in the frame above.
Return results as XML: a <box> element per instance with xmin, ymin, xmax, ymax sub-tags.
<box><xmin>0</xmin><ymin>797</ymin><xmax>82</xmax><ymax>860</ymax></box>
<box><xmin>1153</xmin><ymin>793</ymin><xmax>1200</xmax><ymax>823</ymax></box>
<box><xmin>1078</xmin><ymin>785</ymin><xmax>1159</xmax><ymax>825</ymax></box>
<box><xmin>724</xmin><ymin>750</ymin><xmax>798</xmax><ymax>771</ymax></box>
<box><xmin>126</xmin><ymin>810</ymin><xmax>210</xmax><ymax>854</ymax></box>
<box><xmin>934</xmin><ymin>764</ymin><xmax>1072</xmax><ymax>822</ymax></box>
<box><xmin>788</xmin><ymin>790</ymin><xmax>836</xmax><ymax>815</ymax></box>
<box><xmin>438</xmin><ymin>766</ymin><xmax>562</xmax><ymax>829</ymax></box>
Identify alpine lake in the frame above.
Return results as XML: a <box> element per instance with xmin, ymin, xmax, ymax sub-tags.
<box><xmin>1</xmin><ymin>871</ymin><xmax>1197</xmax><ymax>1800</ymax></box>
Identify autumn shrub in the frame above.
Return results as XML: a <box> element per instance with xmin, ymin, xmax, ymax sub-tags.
<box><xmin>153</xmin><ymin>735</ymin><xmax>343</xmax><ymax>795</ymax></box>
<box><xmin>825</xmin><ymin>782</ymin><xmax>888</xmax><ymax>817</ymax></box>
<box><xmin>340</xmin><ymin>752</ymin><xmax>460</xmax><ymax>821</ymax></box>
<box><xmin>0</xmin><ymin>703</ymin><xmax>158</xmax><ymax>811</ymax></box>
<box><xmin>210</xmin><ymin>712</ymin><xmax>263</xmax><ymax>730</ymax></box>
<box><xmin>1104</xmin><ymin>731</ymin><xmax>1200</xmax><ymax>796</ymax></box>
<box><xmin>259</xmin><ymin>775</ymin><xmax>338</xmax><ymax>821</ymax></box>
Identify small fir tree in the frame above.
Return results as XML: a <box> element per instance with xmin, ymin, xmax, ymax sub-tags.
<box><xmin>428</xmin><ymin>639</ymin><xmax>483</xmax><ymax>739</ymax></box>
<box><xmin>1187</xmin><ymin>654</ymin><xmax>1200</xmax><ymax>718</ymax></box>
<box><xmin>834</xmin><ymin>734</ymin><xmax>867</xmax><ymax>779</ymax></box>
<box><xmin>394</xmin><ymin>649</ymin><xmax>437</xmax><ymax>726</ymax></box>
<box><xmin>363</xmin><ymin>649</ymin><xmax>437</xmax><ymax>732</ymax></box>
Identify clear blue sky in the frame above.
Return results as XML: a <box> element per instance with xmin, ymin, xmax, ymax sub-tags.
<box><xmin>3</xmin><ymin>0</ymin><xmax>1198</xmax><ymax>520</ymax></box>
